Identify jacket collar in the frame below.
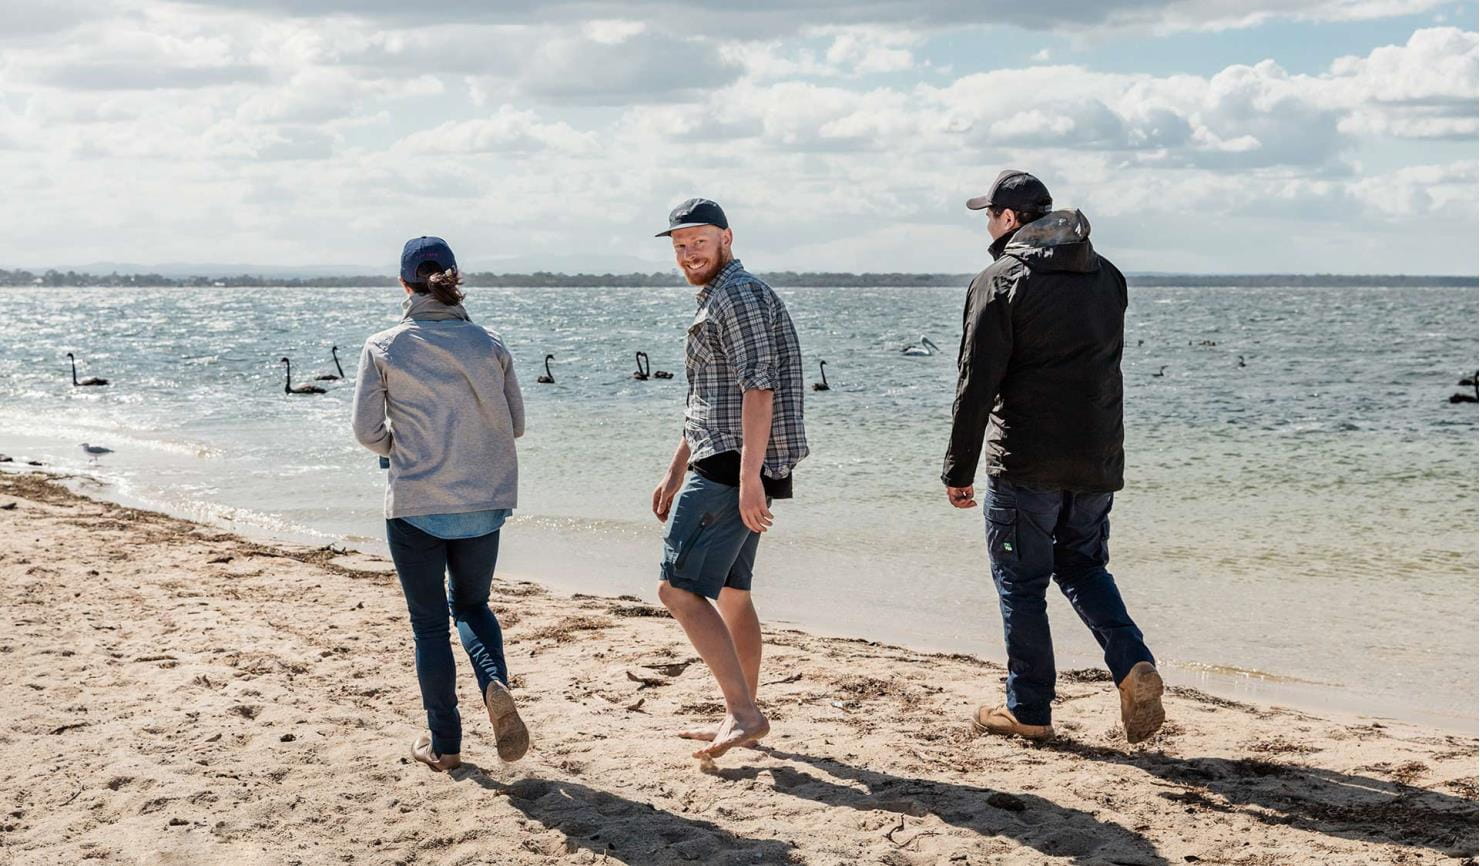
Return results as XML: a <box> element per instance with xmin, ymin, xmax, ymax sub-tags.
<box><xmin>988</xmin><ymin>228</ymin><xmax>1020</xmax><ymax>261</ymax></box>
<box><xmin>402</xmin><ymin>291</ymin><xmax>471</xmax><ymax>322</ymax></box>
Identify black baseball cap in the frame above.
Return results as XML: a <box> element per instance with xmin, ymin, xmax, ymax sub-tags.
<box><xmin>656</xmin><ymin>197</ymin><xmax>729</xmax><ymax>237</ymax></box>
<box><xmin>966</xmin><ymin>170</ymin><xmax>1052</xmax><ymax>212</ymax></box>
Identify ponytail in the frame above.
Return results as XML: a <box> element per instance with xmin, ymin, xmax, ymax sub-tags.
<box><xmin>409</xmin><ymin>261</ymin><xmax>465</xmax><ymax>306</ymax></box>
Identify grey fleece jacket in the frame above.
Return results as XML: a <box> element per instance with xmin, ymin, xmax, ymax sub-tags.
<box><xmin>352</xmin><ymin>292</ymin><xmax>524</xmax><ymax>518</ymax></box>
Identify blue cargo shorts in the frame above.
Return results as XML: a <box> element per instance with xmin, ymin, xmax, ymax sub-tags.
<box><xmin>660</xmin><ymin>473</ymin><xmax>766</xmax><ymax>599</ymax></box>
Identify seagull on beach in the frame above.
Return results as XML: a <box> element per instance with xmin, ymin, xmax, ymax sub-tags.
<box><xmin>80</xmin><ymin>443</ymin><xmax>114</xmax><ymax>458</ymax></box>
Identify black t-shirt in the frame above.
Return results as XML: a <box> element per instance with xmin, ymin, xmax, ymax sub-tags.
<box><xmin>689</xmin><ymin>450</ymin><xmax>794</xmax><ymax>499</ymax></box>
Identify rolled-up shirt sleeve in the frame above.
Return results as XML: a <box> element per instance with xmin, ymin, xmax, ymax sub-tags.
<box><xmin>717</xmin><ymin>283</ymin><xmax>779</xmax><ymax>392</ymax></box>
<box><xmin>351</xmin><ymin>341</ymin><xmax>393</xmax><ymax>456</ymax></box>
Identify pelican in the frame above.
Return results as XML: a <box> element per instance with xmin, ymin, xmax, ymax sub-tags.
<box><xmin>902</xmin><ymin>336</ymin><xmax>940</xmax><ymax>357</ymax></box>
<box><xmin>632</xmin><ymin>351</ymin><xmax>650</xmax><ymax>381</ymax></box>
<box><xmin>313</xmin><ymin>346</ymin><xmax>345</xmax><ymax>381</ymax></box>
<box><xmin>67</xmin><ymin>353</ymin><xmax>109</xmax><ymax>387</ymax></box>
<box><xmin>812</xmin><ymin>360</ymin><xmax>831</xmax><ymax>392</ymax></box>
<box><xmin>280</xmin><ymin>357</ymin><xmax>326</xmax><ymax>395</ymax></box>
<box><xmin>537</xmin><ymin>354</ymin><xmax>555</xmax><ymax>384</ymax></box>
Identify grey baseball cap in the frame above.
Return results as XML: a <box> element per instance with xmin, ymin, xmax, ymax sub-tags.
<box><xmin>966</xmin><ymin>170</ymin><xmax>1052</xmax><ymax>212</ymax></box>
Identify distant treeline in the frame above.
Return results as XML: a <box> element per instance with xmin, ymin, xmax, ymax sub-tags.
<box><xmin>1</xmin><ymin>268</ymin><xmax>1473</xmax><ymax>289</ymax></box>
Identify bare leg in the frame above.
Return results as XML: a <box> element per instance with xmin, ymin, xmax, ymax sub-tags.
<box><xmin>717</xmin><ymin>587</ymin><xmax>761</xmax><ymax>699</ymax></box>
<box><xmin>658</xmin><ymin>582</ymin><xmax>769</xmax><ymax>758</ymax></box>
<box><xmin>678</xmin><ymin>587</ymin><xmax>762</xmax><ymax>742</ymax></box>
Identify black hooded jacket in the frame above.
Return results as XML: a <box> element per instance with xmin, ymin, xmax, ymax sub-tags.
<box><xmin>941</xmin><ymin>209</ymin><xmax>1126</xmax><ymax>492</ymax></box>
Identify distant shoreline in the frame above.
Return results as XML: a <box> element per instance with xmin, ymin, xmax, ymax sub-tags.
<box><xmin>2</xmin><ymin>268</ymin><xmax>1475</xmax><ymax>289</ymax></box>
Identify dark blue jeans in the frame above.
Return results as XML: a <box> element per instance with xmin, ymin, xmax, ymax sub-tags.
<box><xmin>984</xmin><ymin>477</ymin><xmax>1154</xmax><ymax>726</ymax></box>
<box><xmin>385</xmin><ymin>518</ymin><xmax>508</xmax><ymax>756</ymax></box>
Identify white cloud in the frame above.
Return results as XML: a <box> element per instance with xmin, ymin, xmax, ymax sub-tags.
<box><xmin>0</xmin><ymin>1</ymin><xmax>1472</xmax><ymax>274</ymax></box>
<box><xmin>394</xmin><ymin>106</ymin><xmax>595</xmax><ymax>154</ymax></box>
<box><xmin>1329</xmin><ymin>27</ymin><xmax>1479</xmax><ymax>139</ymax></box>
<box><xmin>161</xmin><ymin>0</ymin><xmax>1454</xmax><ymax>36</ymax></box>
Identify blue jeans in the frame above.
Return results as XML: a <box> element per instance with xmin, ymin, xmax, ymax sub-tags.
<box><xmin>385</xmin><ymin>518</ymin><xmax>508</xmax><ymax>755</ymax></box>
<box><xmin>984</xmin><ymin>477</ymin><xmax>1154</xmax><ymax>726</ymax></box>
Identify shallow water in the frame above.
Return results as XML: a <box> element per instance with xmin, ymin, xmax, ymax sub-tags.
<box><xmin>6</xmin><ymin>283</ymin><xmax>1477</xmax><ymax>729</ymax></box>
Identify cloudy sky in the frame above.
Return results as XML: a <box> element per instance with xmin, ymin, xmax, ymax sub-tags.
<box><xmin>2</xmin><ymin>1</ymin><xmax>1476</xmax><ymax>275</ymax></box>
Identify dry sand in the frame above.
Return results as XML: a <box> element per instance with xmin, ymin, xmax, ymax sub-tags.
<box><xmin>0</xmin><ymin>471</ymin><xmax>1475</xmax><ymax>866</ymax></box>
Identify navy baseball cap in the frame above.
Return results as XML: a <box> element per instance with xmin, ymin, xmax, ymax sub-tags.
<box><xmin>656</xmin><ymin>198</ymin><xmax>728</xmax><ymax>237</ymax></box>
<box><xmin>400</xmin><ymin>236</ymin><xmax>457</xmax><ymax>283</ymax></box>
<box><xmin>966</xmin><ymin>170</ymin><xmax>1053</xmax><ymax>212</ymax></box>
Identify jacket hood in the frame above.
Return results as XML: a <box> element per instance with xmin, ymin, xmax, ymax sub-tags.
<box><xmin>402</xmin><ymin>291</ymin><xmax>471</xmax><ymax>322</ymax></box>
<box><xmin>1002</xmin><ymin>209</ymin><xmax>1098</xmax><ymax>274</ymax></box>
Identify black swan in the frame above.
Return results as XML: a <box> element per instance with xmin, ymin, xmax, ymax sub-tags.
<box><xmin>281</xmin><ymin>357</ymin><xmax>326</xmax><ymax>394</ymax></box>
<box><xmin>812</xmin><ymin>360</ymin><xmax>831</xmax><ymax>391</ymax></box>
<box><xmin>632</xmin><ymin>351</ymin><xmax>650</xmax><ymax>381</ymax></box>
<box><xmin>537</xmin><ymin>354</ymin><xmax>555</xmax><ymax>384</ymax></box>
<box><xmin>1449</xmin><ymin>370</ymin><xmax>1479</xmax><ymax>404</ymax></box>
<box><xmin>314</xmin><ymin>345</ymin><xmax>345</xmax><ymax>381</ymax></box>
<box><xmin>67</xmin><ymin>353</ymin><xmax>108</xmax><ymax>386</ymax></box>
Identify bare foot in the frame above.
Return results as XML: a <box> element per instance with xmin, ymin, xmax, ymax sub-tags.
<box><xmin>693</xmin><ymin>709</ymin><xmax>769</xmax><ymax>760</ymax></box>
<box><xmin>676</xmin><ymin>722</ymin><xmax>722</xmax><ymax>742</ymax></box>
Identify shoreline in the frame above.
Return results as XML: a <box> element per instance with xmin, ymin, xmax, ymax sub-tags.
<box><xmin>12</xmin><ymin>458</ymin><xmax>1476</xmax><ymax>735</ymax></box>
<box><xmin>1</xmin><ymin>470</ymin><xmax>1477</xmax><ymax>864</ymax></box>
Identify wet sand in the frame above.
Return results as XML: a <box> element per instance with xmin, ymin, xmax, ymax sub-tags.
<box><xmin>1</xmin><ymin>471</ymin><xmax>1475</xmax><ymax>865</ymax></box>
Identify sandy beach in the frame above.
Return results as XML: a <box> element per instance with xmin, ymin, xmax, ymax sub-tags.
<box><xmin>1</xmin><ymin>470</ymin><xmax>1475</xmax><ymax>866</ymax></box>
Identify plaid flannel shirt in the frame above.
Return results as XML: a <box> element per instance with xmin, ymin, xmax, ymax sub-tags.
<box><xmin>683</xmin><ymin>258</ymin><xmax>809</xmax><ymax>479</ymax></box>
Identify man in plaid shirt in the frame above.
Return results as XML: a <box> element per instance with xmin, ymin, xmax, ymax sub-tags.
<box><xmin>650</xmin><ymin>197</ymin><xmax>808</xmax><ymax>760</ymax></box>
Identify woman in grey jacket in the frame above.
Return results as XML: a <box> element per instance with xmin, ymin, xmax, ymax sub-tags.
<box><xmin>352</xmin><ymin>236</ymin><xmax>529</xmax><ymax>771</ymax></box>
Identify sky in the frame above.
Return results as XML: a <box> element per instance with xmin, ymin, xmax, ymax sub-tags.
<box><xmin>0</xmin><ymin>0</ymin><xmax>1476</xmax><ymax>275</ymax></box>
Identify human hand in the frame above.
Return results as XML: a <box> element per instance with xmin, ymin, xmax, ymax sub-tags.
<box><xmin>947</xmin><ymin>485</ymin><xmax>977</xmax><ymax>509</ymax></box>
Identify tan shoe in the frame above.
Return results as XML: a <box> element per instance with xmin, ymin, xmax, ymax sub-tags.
<box><xmin>1118</xmin><ymin>661</ymin><xmax>1166</xmax><ymax>744</ymax></box>
<box><xmin>485</xmin><ymin>681</ymin><xmax>530</xmax><ymax>763</ymax></box>
<box><xmin>971</xmin><ymin>705</ymin><xmax>1054</xmax><ymax>741</ymax></box>
<box><xmin>411</xmin><ymin>731</ymin><xmax>461</xmax><ymax>772</ymax></box>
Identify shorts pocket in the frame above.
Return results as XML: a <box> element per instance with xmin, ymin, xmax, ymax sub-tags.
<box><xmin>986</xmin><ymin>506</ymin><xmax>1018</xmax><ymax>561</ymax></box>
<box><xmin>674</xmin><ymin>512</ymin><xmax>717</xmax><ymax>571</ymax></box>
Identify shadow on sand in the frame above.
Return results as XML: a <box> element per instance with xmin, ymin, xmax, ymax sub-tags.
<box><xmin>1040</xmin><ymin>739</ymin><xmax>1479</xmax><ymax>856</ymax></box>
<box><xmin>454</xmin><ymin>765</ymin><xmax>799</xmax><ymax>865</ymax></box>
<box><xmin>711</xmin><ymin>746</ymin><xmax>1170</xmax><ymax>865</ymax></box>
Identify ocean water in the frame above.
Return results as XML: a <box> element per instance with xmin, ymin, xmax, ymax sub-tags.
<box><xmin>4</xmin><ymin>283</ymin><xmax>1476</xmax><ymax>729</ymax></box>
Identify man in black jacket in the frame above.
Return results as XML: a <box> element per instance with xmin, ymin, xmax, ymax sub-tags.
<box><xmin>943</xmin><ymin>170</ymin><xmax>1164</xmax><ymax>744</ymax></box>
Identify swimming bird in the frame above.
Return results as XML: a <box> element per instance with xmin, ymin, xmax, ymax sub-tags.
<box><xmin>1152</xmin><ymin>365</ymin><xmax>1167</xmax><ymax>378</ymax></box>
<box><xmin>1238</xmin><ymin>355</ymin><xmax>1247</xmax><ymax>368</ymax></box>
<box><xmin>67</xmin><ymin>353</ymin><xmax>109</xmax><ymax>387</ymax></box>
<box><xmin>537</xmin><ymin>354</ymin><xmax>555</xmax><ymax>384</ymax></box>
<box><xmin>902</xmin><ymin>336</ymin><xmax>940</xmax><ymax>357</ymax></box>
<box><xmin>1449</xmin><ymin>370</ymin><xmax>1479</xmax><ymax>404</ymax></box>
<box><xmin>812</xmin><ymin>360</ymin><xmax>831</xmax><ymax>392</ymax></box>
<box><xmin>653</xmin><ymin>363</ymin><xmax>674</xmax><ymax>380</ymax></box>
<box><xmin>313</xmin><ymin>345</ymin><xmax>345</xmax><ymax>381</ymax></box>
<box><xmin>632</xmin><ymin>351</ymin><xmax>650</xmax><ymax>381</ymax></box>
<box><xmin>80</xmin><ymin>443</ymin><xmax>113</xmax><ymax>458</ymax></box>
<box><xmin>280</xmin><ymin>357</ymin><xmax>326</xmax><ymax>395</ymax></box>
